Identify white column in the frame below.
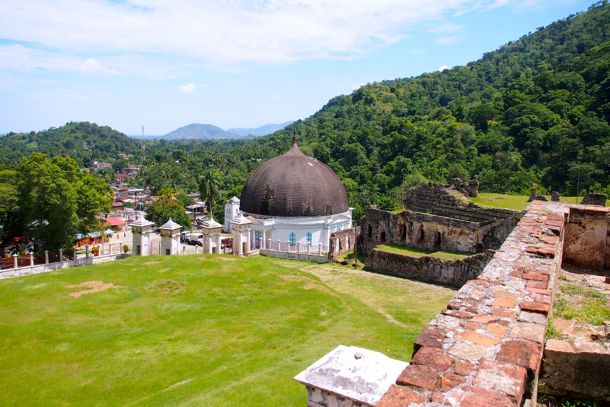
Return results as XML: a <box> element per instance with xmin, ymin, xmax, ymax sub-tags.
<box><xmin>86</xmin><ymin>245</ymin><xmax>90</xmax><ymax>258</ymax></box>
<box><xmin>216</xmin><ymin>234</ymin><xmax>222</xmax><ymax>254</ymax></box>
<box><xmin>244</xmin><ymin>232</ymin><xmax>250</xmax><ymax>254</ymax></box>
<box><xmin>207</xmin><ymin>236</ymin><xmax>212</xmax><ymax>254</ymax></box>
<box><xmin>44</xmin><ymin>250</ymin><xmax>49</xmax><ymax>264</ymax></box>
<box><xmin>13</xmin><ymin>253</ymin><xmax>18</xmax><ymax>269</ymax></box>
<box><xmin>59</xmin><ymin>249</ymin><xmax>63</xmax><ymax>262</ymax></box>
<box><xmin>318</xmin><ymin>243</ymin><xmax>322</xmax><ymax>256</ymax></box>
<box><xmin>29</xmin><ymin>253</ymin><xmax>34</xmax><ymax>266</ymax></box>
<box><xmin>236</xmin><ymin>233</ymin><xmax>242</xmax><ymax>255</ymax></box>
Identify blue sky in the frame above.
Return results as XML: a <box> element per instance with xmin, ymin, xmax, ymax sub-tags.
<box><xmin>0</xmin><ymin>0</ymin><xmax>594</xmax><ymax>135</ymax></box>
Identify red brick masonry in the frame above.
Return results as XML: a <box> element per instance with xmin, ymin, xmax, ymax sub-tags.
<box><xmin>377</xmin><ymin>201</ymin><xmax>568</xmax><ymax>406</ymax></box>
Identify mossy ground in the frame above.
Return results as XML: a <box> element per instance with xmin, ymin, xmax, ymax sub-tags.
<box><xmin>0</xmin><ymin>255</ymin><xmax>454</xmax><ymax>406</ymax></box>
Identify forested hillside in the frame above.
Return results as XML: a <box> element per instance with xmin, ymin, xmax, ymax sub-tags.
<box><xmin>1</xmin><ymin>3</ymin><xmax>608</xmax><ymax>223</ymax></box>
<box><xmin>244</xmin><ymin>2</ymin><xmax>610</xmax><ymax>213</ymax></box>
<box><xmin>0</xmin><ymin>122</ymin><xmax>143</xmax><ymax>167</ymax></box>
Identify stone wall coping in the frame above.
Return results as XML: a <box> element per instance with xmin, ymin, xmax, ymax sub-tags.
<box><xmin>294</xmin><ymin>345</ymin><xmax>408</xmax><ymax>406</ymax></box>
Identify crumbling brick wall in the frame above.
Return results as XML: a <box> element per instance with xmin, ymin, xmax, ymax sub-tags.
<box><xmin>361</xmin><ymin>184</ymin><xmax>521</xmax><ymax>257</ymax></box>
<box><xmin>361</xmin><ymin>208</ymin><xmax>520</xmax><ymax>257</ymax></box>
<box><xmin>365</xmin><ymin>250</ymin><xmax>493</xmax><ymax>287</ymax></box>
<box><xmin>563</xmin><ymin>206</ymin><xmax>610</xmax><ymax>271</ymax></box>
<box><xmin>375</xmin><ymin>200</ymin><xmax>567</xmax><ymax>406</ymax></box>
<box><xmin>329</xmin><ymin>228</ymin><xmax>357</xmax><ymax>259</ymax></box>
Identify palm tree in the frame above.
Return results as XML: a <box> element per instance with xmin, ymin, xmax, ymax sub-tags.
<box><xmin>198</xmin><ymin>169</ymin><xmax>221</xmax><ymax>215</ymax></box>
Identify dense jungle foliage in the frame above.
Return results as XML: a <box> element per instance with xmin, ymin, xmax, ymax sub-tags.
<box><xmin>1</xmin><ymin>2</ymin><xmax>609</xmax><ymax>223</ymax></box>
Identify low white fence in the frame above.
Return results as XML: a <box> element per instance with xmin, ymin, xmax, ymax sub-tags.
<box><xmin>0</xmin><ymin>253</ymin><xmax>129</xmax><ymax>280</ymax></box>
<box><xmin>260</xmin><ymin>249</ymin><xmax>329</xmax><ymax>263</ymax></box>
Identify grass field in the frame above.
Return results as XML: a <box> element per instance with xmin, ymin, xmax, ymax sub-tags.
<box><xmin>377</xmin><ymin>244</ymin><xmax>471</xmax><ymax>260</ymax></box>
<box><xmin>0</xmin><ymin>255</ymin><xmax>454</xmax><ymax>406</ymax></box>
<box><xmin>470</xmin><ymin>192</ymin><xmax>580</xmax><ymax>211</ymax></box>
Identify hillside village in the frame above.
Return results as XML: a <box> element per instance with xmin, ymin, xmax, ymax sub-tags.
<box><xmin>0</xmin><ymin>2</ymin><xmax>609</xmax><ymax>407</ymax></box>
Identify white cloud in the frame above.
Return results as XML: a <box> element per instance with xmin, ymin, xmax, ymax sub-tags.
<box><xmin>178</xmin><ymin>83</ymin><xmax>196</xmax><ymax>93</ymax></box>
<box><xmin>438</xmin><ymin>65</ymin><xmax>449</xmax><ymax>71</ymax></box>
<box><xmin>0</xmin><ymin>0</ymin><xmax>541</xmax><ymax>72</ymax></box>
<box><xmin>81</xmin><ymin>58</ymin><xmax>120</xmax><ymax>75</ymax></box>
<box><xmin>428</xmin><ymin>23</ymin><xmax>463</xmax><ymax>33</ymax></box>
<box><xmin>435</xmin><ymin>36</ymin><xmax>460</xmax><ymax>45</ymax></box>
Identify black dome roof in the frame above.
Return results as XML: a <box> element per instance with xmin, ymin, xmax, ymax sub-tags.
<box><xmin>240</xmin><ymin>143</ymin><xmax>349</xmax><ymax>217</ymax></box>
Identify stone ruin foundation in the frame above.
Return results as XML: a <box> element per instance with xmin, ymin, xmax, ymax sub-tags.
<box><xmin>360</xmin><ymin>183</ymin><xmax>521</xmax><ymax>287</ymax></box>
<box><xmin>296</xmin><ymin>200</ymin><xmax>610</xmax><ymax>406</ymax></box>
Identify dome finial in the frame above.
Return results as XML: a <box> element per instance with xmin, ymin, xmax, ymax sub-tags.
<box><xmin>292</xmin><ymin>130</ymin><xmax>298</xmax><ymax>146</ymax></box>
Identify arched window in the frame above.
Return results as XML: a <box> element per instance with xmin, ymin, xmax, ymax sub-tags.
<box><xmin>306</xmin><ymin>232</ymin><xmax>312</xmax><ymax>245</ymax></box>
<box><xmin>289</xmin><ymin>232</ymin><xmax>296</xmax><ymax>246</ymax></box>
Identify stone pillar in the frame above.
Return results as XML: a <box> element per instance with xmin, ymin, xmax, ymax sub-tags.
<box><xmin>86</xmin><ymin>245</ymin><xmax>90</xmax><ymax>258</ymax></box>
<box><xmin>13</xmin><ymin>253</ymin><xmax>18</xmax><ymax>269</ymax></box>
<box><xmin>551</xmin><ymin>191</ymin><xmax>560</xmax><ymax>202</ymax></box>
<box><xmin>44</xmin><ymin>250</ymin><xmax>49</xmax><ymax>265</ymax></box>
<box><xmin>59</xmin><ymin>248</ymin><xmax>63</xmax><ymax>262</ymax></box>
<box><xmin>297</xmin><ymin>242</ymin><xmax>301</xmax><ymax>254</ymax></box>
<box><xmin>277</xmin><ymin>240</ymin><xmax>281</xmax><ymax>251</ymax></box>
<box><xmin>244</xmin><ymin>232</ymin><xmax>251</xmax><ymax>255</ymax></box>
<box><xmin>235</xmin><ymin>233</ymin><xmax>242</xmax><ymax>255</ymax></box>
<box><xmin>207</xmin><ymin>236</ymin><xmax>213</xmax><ymax>254</ymax></box>
<box><xmin>216</xmin><ymin>234</ymin><xmax>222</xmax><ymax>254</ymax></box>
<box><xmin>130</xmin><ymin>218</ymin><xmax>154</xmax><ymax>256</ymax></box>
<box><xmin>29</xmin><ymin>252</ymin><xmax>34</xmax><ymax>266</ymax></box>
<box><xmin>318</xmin><ymin>243</ymin><xmax>322</xmax><ymax>256</ymax></box>
<box><xmin>159</xmin><ymin>218</ymin><xmax>182</xmax><ymax>255</ymax></box>
<box><xmin>231</xmin><ymin>215</ymin><xmax>252</xmax><ymax>256</ymax></box>
<box><xmin>202</xmin><ymin>217</ymin><xmax>223</xmax><ymax>255</ymax></box>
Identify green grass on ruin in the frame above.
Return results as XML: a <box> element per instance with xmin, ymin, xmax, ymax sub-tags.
<box><xmin>0</xmin><ymin>255</ymin><xmax>454</xmax><ymax>406</ymax></box>
<box><xmin>377</xmin><ymin>244</ymin><xmax>471</xmax><ymax>260</ymax></box>
<box><xmin>470</xmin><ymin>192</ymin><xmax>580</xmax><ymax>211</ymax></box>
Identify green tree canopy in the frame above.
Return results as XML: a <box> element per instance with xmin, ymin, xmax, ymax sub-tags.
<box><xmin>9</xmin><ymin>153</ymin><xmax>112</xmax><ymax>251</ymax></box>
<box><xmin>146</xmin><ymin>189</ymin><xmax>191</xmax><ymax>229</ymax></box>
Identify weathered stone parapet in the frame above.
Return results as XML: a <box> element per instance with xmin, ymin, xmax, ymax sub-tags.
<box><xmin>562</xmin><ymin>205</ymin><xmax>610</xmax><ymax>271</ymax></box>
<box><xmin>364</xmin><ymin>250</ymin><xmax>492</xmax><ymax>288</ymax></box>
<box><xmin>375</xmin><ymin>201</ymin><xmax>568</xmax><ymax>406</ymax></box>
<box><xmin>581</xmin><ymin>192</ymin><xmax>607</xmax><ymax>206</ymax></box>
<box><xmin>540</xmin><ymin>339</ymin><xmax>610</xmax><ymax>403</ymax></box>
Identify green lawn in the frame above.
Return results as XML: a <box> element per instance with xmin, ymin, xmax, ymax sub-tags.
<box><xmin>470</xmin><ymin>192</ymin><xmax>580</xmax><ymax>211</ymax></box>
<box><xmin>0</xmin><ymin>255</ymin><xmax>454</xmax><ymax>406</ymax></box>
<box><xmin>377</xmin><ymin>244</ymin><xmax>471</xmax><ymax>260</ymax></box>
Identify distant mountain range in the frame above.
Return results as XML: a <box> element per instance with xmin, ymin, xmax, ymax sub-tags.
<box><xmin>163</xmin><ymin>123</ymin><xmax>239</xmax><ymax>140</ymax></box>
<box><xmin>132</xmin><ymin>121</ymin><xmax>293</xmax><ymax>140</ymax></box>
<box><xmin>227</xmin><ymin>121</ymin><xmax>294</xmax><ymax>137</ymax></box>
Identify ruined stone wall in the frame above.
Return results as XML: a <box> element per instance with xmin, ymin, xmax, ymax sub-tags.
<box><xmin>540</xmin><ymin>339</ymin><xmax>610</xmax><ymax>403</ymax></box>
<box><xmin>404</xmin><ymin>183</ymin><xmax>518</xmax><ymax>223</ymax></box>
<box><xmin>329</xmin><ymin>228</ymin><xmax>357</xmax><ymax>259</ymax></box>
<box><xmin>365</xmin><ymin>250</ymin><xmax>493</xmax><ymax>287</ymax></box>
<box><xmin>361</xmin><ymin>208</ymin><xmax>519</xmax><ymax>257</ymax></box>
<box><xmin>563</xmin><ymin>206</ymin><xmax>610</xmax><ymax>271</ymax></box>
<box><xmin>376</xmin><ymin>201</ymin><xmax>567</xmax><ymax>407</ymax></box>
